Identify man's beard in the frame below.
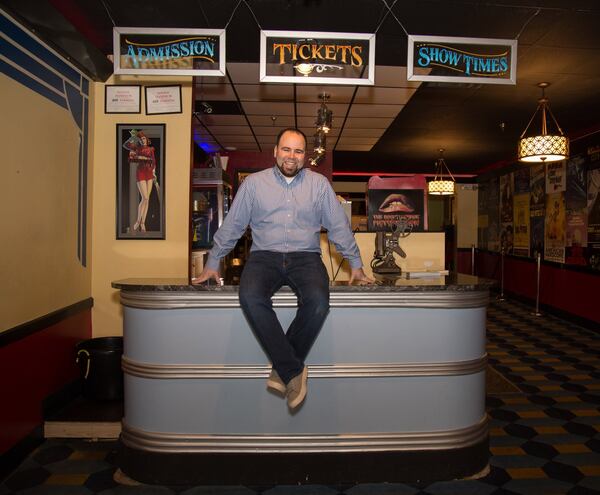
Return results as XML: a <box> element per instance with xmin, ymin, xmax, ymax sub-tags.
<box><xmin>277</xmin><ymin>160</ymin><xmax>302</xmax><ymax>178</ymax></box>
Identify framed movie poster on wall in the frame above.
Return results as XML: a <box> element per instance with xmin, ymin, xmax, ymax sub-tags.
<box><xmin>116</xmin><ymin>124</ymin><xmax>166</xmax><ymax>239</ymax></box>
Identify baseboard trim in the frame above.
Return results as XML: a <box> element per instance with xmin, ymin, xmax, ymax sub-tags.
<box><xmin>0</xmin><ymin>298</ymin><xmax>93</xmax><ymax>347</ymax></box>
<box><xmin>44</xmin><ymin>421</ymin><xmax>121</xmax><ymax>439</ymax></box>
<box><xmin>491</xmin><ymin>289</ymin><xmax>600</xmax><ymax>330</ymax></box>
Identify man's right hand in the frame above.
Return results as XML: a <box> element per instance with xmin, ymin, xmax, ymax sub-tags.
<box><xmin>192</xmin><ymin>267</ymin><xmax>222</xmax><ymax>285</ymax></box>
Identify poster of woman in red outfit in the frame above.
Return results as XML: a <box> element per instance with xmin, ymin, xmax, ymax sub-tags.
<box><xmin>117</xmin><ymin>124</ymin><xmax>165</xmax><ymax>239</ymax></box>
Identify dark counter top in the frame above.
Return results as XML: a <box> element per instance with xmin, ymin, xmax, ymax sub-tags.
<box><xmin>112</xmin><ymin>273</ymin><xmax>495</xmax><ymax>293</ymax></box>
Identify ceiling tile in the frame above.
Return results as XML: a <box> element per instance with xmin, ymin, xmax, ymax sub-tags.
<box><xmin>252</xmin><ymin>126</ymin><xmax>282</xmax><ymax>136</ymax></box>
<box><xmin>374</xmin><ymin>66</ymin><xmax>422</xmax><ymax>88</ymax></box>
<box><xmin>296</xmin><ymin>102</ymin><xmax>349</xmax><ymax>117</ymax></box>
<box><xmin>344</xmin><ymin>117</ymin><xmax>395</xmax><ymax>128</ymax></box>
<box><xmin>223</xmin><ymin>144</ymin><xmax>260</xmax><ymax>151</ymax></box>
<box><xmin>212</xmin><ymin>134</ymin><xmax>257</xmax><ymax>143</ymax></box>
<box><xmin>295</xmin><ymin>85</ymin><xmax>355</xmax><ymax>103</ymax></box>
<box><xmin>242</xmin><ymin>101</ymin><xmax>294</xmax><ymax>116</ymax></box>
<box><xmin>234</xmin><ymin>84</ymin><xmax>294</xmax><ymax>101</ymax></box>
<box><xmin>336</xmin><ymin>137</ymin><xmax>379</xmax><ymax>145</ymax></box>
<box><xmin>348</xmin><ymin>104</ymin><xmax>404</xmax><ymax>118</ymax></box>
<box><xmin>298</xmin><ymin>127</ymin><xmax>340</xmax><ymax>138</ymax></box>
<box><xmin>194</xmin><ymin>83</ymin><xmax>236</xmax><ymax>100</ymax></box>
<box><xmin>199</xmin><ymin>115</ymin><xmax>248</xmax><ymax>126</ymax></box>
<box><xmin>227</xmin><ymin>62</ymin><xmax>260</xmax><ymax>84</ymax></box>
<box><xmin>335</xmin><ymin>144</ymin><xmax>374</xmax><ymax>151</ymax></box>
<box><xmin>247</xmin><ymin>115</ymin><xmax>295</xmax><ymax>126</ymax></box>
<box><xmin>206</xmin><ymin>126</ymin><xmax>253</xmax><ymax>136</ymax></box>
<box><xmin>195</xmin><ymin>75</ymin><xmax>228</xmax><ymax>85</ymax></box>
<box><xmin>354</xmin><ymin>87</ymin><xmax>417</xmax><ymax>105</ymax></box>
<box><xmin>339</xmin><ymin>128</ymin><xmax>385</xmax><ymax>138</ymax></box>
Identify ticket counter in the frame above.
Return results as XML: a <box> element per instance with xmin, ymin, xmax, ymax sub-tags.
<box><xmin>113</xmin><ymin>274</ymin><xmax>493</xmax><ymax>485</ymax></box>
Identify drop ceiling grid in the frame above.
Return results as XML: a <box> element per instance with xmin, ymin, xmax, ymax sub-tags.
<box><xmin>193</xmin><ymin>63</ymin><xmax>421</xmax><ymax>154</ymax></box>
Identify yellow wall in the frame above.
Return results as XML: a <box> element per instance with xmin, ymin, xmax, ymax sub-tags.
<box><xmin>321</xmin><ymin>232</ymin><xmax>445</xmax><ymax>281</ymax></box>
<box><xmin>0</xmin><ymin>74</ymin><xmax>91</xmax><ymax>332</ymax></box>
<box><xmin>90</xmin><ymin>75</ymin><xmax>193</xmax><ymax>337</ymax></box>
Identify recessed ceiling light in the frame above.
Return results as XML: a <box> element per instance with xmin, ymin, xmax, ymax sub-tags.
<box><xmin>225</xmin><ymin>146</ymin><xmax>237</xmax><ymax>151</ymax></box>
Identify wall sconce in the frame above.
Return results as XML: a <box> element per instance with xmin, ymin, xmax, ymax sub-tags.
<box><xmin>518</xmin><ymin>82</ymin><xmax>569</xmax><ymax>163</ymax></box>
<box><xmin>428</xmin><ymin>149</ymin><xmax>455</xmax><ymax>196</ymax></box>
<box><xmin>316</xmin><ymin>93</ymin><xmax>333</xmax><ymax>134</ymax></box>
<box><xmin>314</xmin><ymin>130</ymin><xmax>326</xmax><ymax>154</ymax></box>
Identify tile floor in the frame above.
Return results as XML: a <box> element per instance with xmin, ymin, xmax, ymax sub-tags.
<box><xmin>1</xmin><ymin>298</ymin><xmax>599</xmax><ymax>494</ymax></box>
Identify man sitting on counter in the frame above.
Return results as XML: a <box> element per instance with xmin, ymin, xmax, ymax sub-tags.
<box><xmin>193</xmin><ymin>127</ymin><xmax>373</xmax><ymax>411</ymax></box>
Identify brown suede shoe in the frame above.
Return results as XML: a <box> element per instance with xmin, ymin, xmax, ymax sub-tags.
<box><xmin>286</xmin><ymin>366</ymin><xmax>308</xmax><ymax>410</ymax></box>
<box><xmin>266</xmin><ymin>368</ymin><xmax>286</xmax><ymax>395</ymax></box>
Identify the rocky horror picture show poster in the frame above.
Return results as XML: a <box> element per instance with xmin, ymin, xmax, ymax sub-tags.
<box><xmin>367</xmin><ymin>189</ymin><xmax>425</xmax><ymax>232</ymax></box>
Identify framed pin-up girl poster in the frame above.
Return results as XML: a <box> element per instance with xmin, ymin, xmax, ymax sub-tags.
<box><xmin>116</xmin><ymin>124</ymin><xmax>166</xmax><ymax>239</ymax></box>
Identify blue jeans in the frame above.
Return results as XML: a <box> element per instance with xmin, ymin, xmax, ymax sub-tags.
<box><xmin>239</xmin><ymin>251</ymin><xmax>330</xmax><ymax>384</ymax></box>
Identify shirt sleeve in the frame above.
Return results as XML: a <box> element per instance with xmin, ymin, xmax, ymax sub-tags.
<box><xmin>205</xmin><ymin>178</ymin><xmax>254</xmax><ymax>271</ymax></box>
<box><xmin>319</xmin><ymin>179</ymin><xmax>363</xmax><ymax>269</ymax></box>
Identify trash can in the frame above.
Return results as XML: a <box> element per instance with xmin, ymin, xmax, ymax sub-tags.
<box><xmin>75</xmin><ymin>336</ymin><xmax>124</xmax><ymax>401</ymax></box>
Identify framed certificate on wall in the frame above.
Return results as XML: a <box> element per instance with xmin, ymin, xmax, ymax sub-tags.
<box><xmin>145</xmin><ymin>85</ymin><xmax>182</xmax><ymax>115</ymax></box>
<box><xmin>105</xmin><ymin>85</ymin><xmax>141</xmax><ymax>114</ymax></box>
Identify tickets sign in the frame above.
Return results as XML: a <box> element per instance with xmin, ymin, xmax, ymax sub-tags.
<box><xmin>260</xmin><ymin>30</ymin><xmax>375</xmax><ymax>85</ymax></box>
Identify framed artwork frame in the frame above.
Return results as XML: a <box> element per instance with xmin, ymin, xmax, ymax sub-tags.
<box><xmin>235</xmin><ymin>168</ymin><xmax>257</xmax><ymax>193</ymax></box>
<box><xmin>145</xmin><ymin>85</ymin><xmax>182</xmax><ymax>115</ymax></box>
<box><xmin>104</xmin><ymin>85</ymin><xmax>141</xmax><ymax>114</ymax></box>
<box><xmin>116</xmin><ymin>124</ymin><xmax>166</xmax><ymax>239</ymax></box>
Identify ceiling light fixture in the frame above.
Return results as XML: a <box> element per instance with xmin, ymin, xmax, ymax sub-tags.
<box><xmin>316</xmin><ymin>93</ymin><xmax>333</xmax><ymax>134</ymax></box>
<box><xmin>314</xmin><ymin>130</ymin><xmax>326</xmax><ymax>154</ymax></box>
<box><xmin>518</xmin><ymin>82</ymin><xmax>569</xmax><ymax>163</ymax></box>
<box><xmin>428</xmin><ymin>148</ymin><xmax>455</xmax><ymax>196</ymax></box>
<box><xmin>309</xmin><ymin>152</ymin><xmax>325</xmax><ymax>167</ymax></box>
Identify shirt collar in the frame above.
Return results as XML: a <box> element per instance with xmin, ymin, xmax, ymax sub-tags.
<box><xmin>272</xmin><ymin>165</ymin><xmax>305</xmax><ymax>185</ymax></box>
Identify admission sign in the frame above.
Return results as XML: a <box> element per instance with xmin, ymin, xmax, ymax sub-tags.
<box><xmin>113</xmin><ymin>27</ymin><xmax>226</xmax><ymax>76</ymax></box>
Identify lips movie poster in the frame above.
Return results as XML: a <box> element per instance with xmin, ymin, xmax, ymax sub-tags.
<box><xmin>367</xmin><ymin>189</ymin><xmax>425</xmax><ymax>232</ymax></box>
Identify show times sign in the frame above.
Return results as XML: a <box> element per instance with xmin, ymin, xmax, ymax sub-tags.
<box><xmin>407</xmin><ymin>35</ymin><xmax>517</xmax><ymax>85</ymax></box>
<box><xmin>113</xmin><ymin>27</ymin><xmax>225</xmax><ymax>76</ymax></box>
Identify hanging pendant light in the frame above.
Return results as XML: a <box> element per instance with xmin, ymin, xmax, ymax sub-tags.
<box><xmin>428</xmin><ymin>148</ymin><xmax>455</xmax><ymax>196</ymax></box>
<box><xmin>315</xmin><ymin>93</ymin><xmax>333</xmax><ymax>134</ymax></box>
<box><xmin>314</xmin><ymin>130</ymin><xmax>326</xmax><ymax>154</ymax></box>
<box><xmin>309</xmin><ymin>152</ymin><xmax>325</xmax><ymax>167</ymax></box>
<box><xmin>518</xmin><ymin>82</ymin><xmax>569</xmax><ymax>163</ymax></box>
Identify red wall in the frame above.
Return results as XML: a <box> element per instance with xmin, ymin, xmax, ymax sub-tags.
<box><xmin>458</xmin><ymin>250</ymin><xmax>600</xmax><ymax>325</ymax></box>
<box><xmin>218</xmin><ymin>149</ymin><xmax>333</xmax><ymax>193</ymax></box>
<box><xmin>0</xmin><ymin>309</ymin><xmax>91</xmax><ymax>454</ymax></box>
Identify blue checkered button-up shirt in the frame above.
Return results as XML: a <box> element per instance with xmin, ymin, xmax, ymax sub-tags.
<box><xmin>205</xmin><ymin>166</ymin><xmax>363</xmax><ymax>271</ymax></box>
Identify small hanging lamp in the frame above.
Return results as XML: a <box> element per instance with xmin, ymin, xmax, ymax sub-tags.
<box><xmin>315</xmin><ymin>93</ymin><xmax>333</xmax><ymax>134</ymax></box>
<box><xmin>313</xmin><ymin>130</ymin><xmax>326</xmax><ymax>154</ymax></box>
<box><xmin>428</xmin><ymin>148</ymin><xmax>455</xmax><ymax>196</ymax></box>
<box><xmin>518</xmin><ymin>82</ymin><xmax>569</xmax><ymax>163</ymax></box>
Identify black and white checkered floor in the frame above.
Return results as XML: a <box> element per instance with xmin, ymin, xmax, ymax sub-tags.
<box><xmin>2</xmin><ymin>298</ymin><xmax>599</xmax><ymax>494</ymax></box>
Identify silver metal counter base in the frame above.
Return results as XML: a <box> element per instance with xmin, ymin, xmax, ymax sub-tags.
<box><xmin>114</xmin><ymin>278</ymin><xmax>491</xmax><ymax>484</ymax></box>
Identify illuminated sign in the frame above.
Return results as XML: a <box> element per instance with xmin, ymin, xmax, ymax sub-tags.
<box><xmin>260</xmin><ymin>30</ymin><xmax>375</xmax><ymax>85</ymax></box>
<box><xmin>407</xmin><ymin>35</ymin><xmax>517</xmax><ymax>85</ymax></box>
<box><xmin>113</xmin><ymin>27</ymin><xmax>225</xmax><ymax>76</ymax></box>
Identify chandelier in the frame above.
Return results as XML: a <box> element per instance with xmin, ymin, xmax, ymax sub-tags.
<box><xmin>518</xmin><ymin>82</ymin><xmax>569</xmax><ymax>163</ymax></box>
<box><xmin>428</xmin><ymin>149</ymin><xmax>455</xmax><ymax>196</ymax></box>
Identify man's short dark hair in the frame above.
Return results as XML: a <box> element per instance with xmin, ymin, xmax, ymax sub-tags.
<box><xmin>276</xmin><ymin>128</ymin><xmax>307</xmax><ymax>149</ymax></box>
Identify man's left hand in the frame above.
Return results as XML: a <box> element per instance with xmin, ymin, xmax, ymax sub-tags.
<box><xmin>349</xmin><ymin>267</ymin><xmax>375</xmax><ymax>285</ymax></box>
